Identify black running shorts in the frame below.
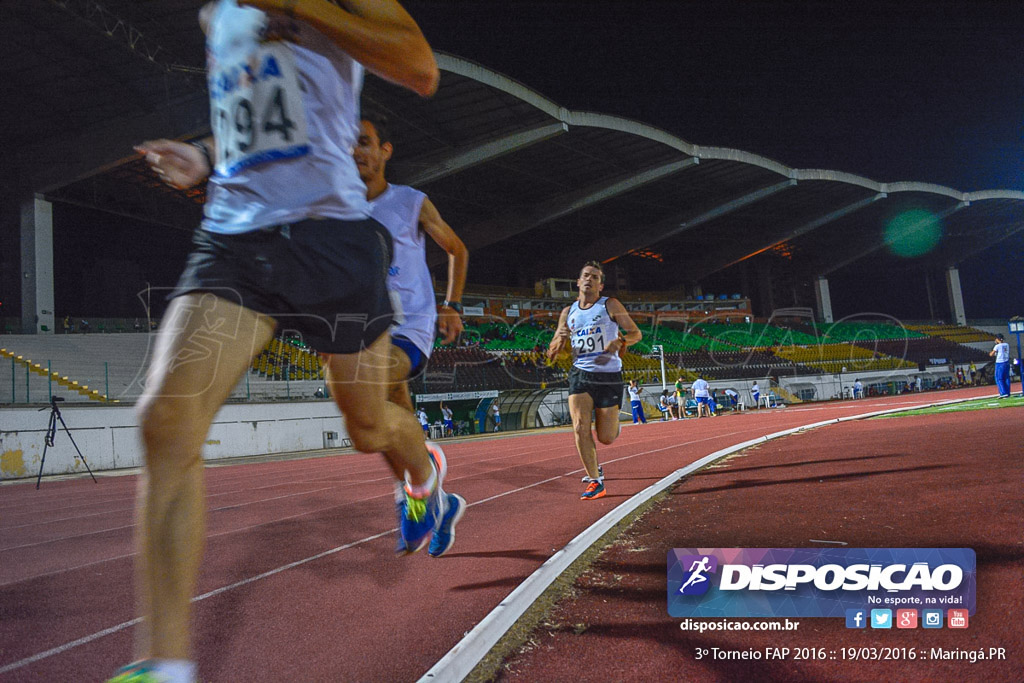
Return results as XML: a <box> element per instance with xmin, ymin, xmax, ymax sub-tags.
<box><xmin>170</xmin><ymin>218</ymin><xmax>394</xmax><ymax>354</ymax></box>
<box><xmin>568</xmin><ymin>367</ymin><xmax>624</xmax><ymax>409</ymax></box>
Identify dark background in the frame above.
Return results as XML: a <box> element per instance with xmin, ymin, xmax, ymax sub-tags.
<box><xmin>7</xmin><ymin>0</ymin><xmax>1023</xmax><ymax>322</ymax></box>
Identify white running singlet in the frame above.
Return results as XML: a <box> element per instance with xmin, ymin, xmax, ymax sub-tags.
<box><xmin>367</xmin><ymin>184</ymin><xmax>435</xmax><ymax>357</ymax></box>
<box><xmin>202</xmin><ymin>0</ymin><xmax>369</xmax><ymax>234</ymax></box>
<box><xmin>568</xmin><ymin>297</ymin><xmax>622</xmax><ymax>372</ymax></box>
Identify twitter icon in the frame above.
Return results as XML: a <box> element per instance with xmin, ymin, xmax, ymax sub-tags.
<box><xmin>870</xmin><ymin>609</ymin><xmax>892</xmax><ymax>629</ymax></box>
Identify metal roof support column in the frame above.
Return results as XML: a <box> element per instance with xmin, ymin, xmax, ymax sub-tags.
<box><xmin>814</xmin><ymin>277</ymin><xmax>834</xmax><ymax>324</ymax></box>
<box><xmin>20</xmin><ymin>196</ymin><xmax>55</xmax><ymax>335</ymax></box>
<box><xmin>945</xmin><ymin>267</ymin><xmax>967</xmax><ymax>327</ymax></box>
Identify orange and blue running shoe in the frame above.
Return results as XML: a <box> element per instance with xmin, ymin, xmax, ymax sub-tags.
<box><xmin>580</xmin><ymin>479</ymin><xmax>606</xmax><ymax>500</ymax></box>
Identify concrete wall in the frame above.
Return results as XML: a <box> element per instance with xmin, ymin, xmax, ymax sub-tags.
<box><xmin>0</xmin><ymin>401</ymin><xmax>349</xmax><ymax>480</ymax></box>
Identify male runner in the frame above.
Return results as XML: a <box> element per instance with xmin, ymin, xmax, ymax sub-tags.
<box><xmin>354</xmin><ymin>111</ymin><xmax>468</xmax><ymax>556</ymax></box>
<box><xmin>120</xmin><ymin>2</ymin><xmax>444</xmax><ymax>681</ymax></box>
<box><xmin>546</xmin><ymin>261</ymin><xmax>642</xmax><ymax>500</ymax></box>
<box><xmin>354</xmin><ymin>112</ymin><xmax>468</xmax><ymax>410</ymax></box>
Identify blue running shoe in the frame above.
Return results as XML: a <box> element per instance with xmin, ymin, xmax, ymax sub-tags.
<box><xmin>107</xmin><ymin>663</ymin><xmax>170</xmax><ymax>683</ymax></box>
<box><xmin>395</xmin><ymin>442</ymin><xmax>449</xmax><ymax>555</ymax></box>
<box><xmin>429</xmin><ymin>493</ymin><xmax>467</xmax><ymax>557</ymax></box>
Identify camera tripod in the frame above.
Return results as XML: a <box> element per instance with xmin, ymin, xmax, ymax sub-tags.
<box><xmin>35</xmin><ymin>396</ymin><xmax>97</xmax><ymax>490</ymax></box>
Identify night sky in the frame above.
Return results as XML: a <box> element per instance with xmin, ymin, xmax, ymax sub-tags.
<box><xmin>31</xmin><ymin>1</ymin><xmax>1024</xmax><ymax>321</ymax></box>
<box><xmin>403</xmin><ymin>0</ymin><xmax>1024</xmax><ymax>320</ymax></box>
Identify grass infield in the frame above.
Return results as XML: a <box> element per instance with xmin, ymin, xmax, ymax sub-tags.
<box><xmin>874</xmin><ymin>393</ymin><xmax>1024</xmax><ymax>418</ymax></box>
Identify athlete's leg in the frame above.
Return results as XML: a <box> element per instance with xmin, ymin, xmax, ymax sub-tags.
<box><xmin>569</xmin><ymin>392</ymin><xmax>600</xmax><ymax>478</ymax></box>
<box><xmin>377</xmin><ymin>344</ymin><xmax>416</xmax><ymax>480</ymax></box>
<box><xmin>593</xmin><ymin>405</ymin><xmax>621</xmax><ymax>445</ymax></box>
<box><xmin>135</xmin><ymin>293</ymin><xmax>275</xmax><ymax>660</ymax></box>
<box><xmin>386</xmin><ymin>344</ymin><xmax>415</xmax><ymax>412</ymax></box>
<box><xmin>323</xmin><ymin>331</ymin><xmax>432</xmax><ymax>487</ymax></box>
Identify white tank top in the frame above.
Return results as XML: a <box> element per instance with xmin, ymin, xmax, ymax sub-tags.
<box><xmin>202</xmin><ymin>0</ymin><xmax>370</xmax><ymax>234</ymax></box>
<box><xmin>568</xmin><ymin>297</ymin><xmax>622</xmax><ymax>372</ymax></box>
<box><xmin>368</xmin><ymin>184</ymin><xmax>435</xmax><ymax>357</ymax></box>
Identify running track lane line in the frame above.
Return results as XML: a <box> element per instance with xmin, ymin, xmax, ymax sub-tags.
<box><xmin>418</xmin><ymin>395</ymin><xmax>977</xmax><ymax>682</ymax></box>
<box><xmin>0</xmin><ymin>395</ymin><xmax>971</xmax><ymax>676</ymax></box>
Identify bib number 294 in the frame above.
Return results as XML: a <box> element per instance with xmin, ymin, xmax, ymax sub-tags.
<box><xmin>210</xmin><ymin>43</ymin><xmax>310</xmax><ymax>176</ymax></box>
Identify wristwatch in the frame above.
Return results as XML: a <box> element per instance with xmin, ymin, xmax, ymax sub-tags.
<box><xmin>442</xmin><ymin>300</ymin><xmax>463</xmax><ymax>313</ymax></box>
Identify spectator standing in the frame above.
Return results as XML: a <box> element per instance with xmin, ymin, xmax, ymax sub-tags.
<box><xmin>674</xmin><ymin>376</ymin><xmax>686</xmax><ymax>411</ymax></box>
<box><xmin>627</xmin><ymin>379</ymin><xmax>647</xmax><ymax>424</ymax></box>
<box><xmin>990</xmin><ymin>334</ymin><xmax>1011</xmax><ymax>398</ymax></box>
<box><xmin>692</xmin><ymin>376</ymin><xmax>712</xmax><ymax>417</ymax></box>
<box><xmin>751</xmin><ymin>381</ymin><xmax>761</xmax><ymax>408</ymax></box>
<box><xmin>440</xmin><ymin>402</ymin><xmax>454</xmax><ymax>437</ymax></box>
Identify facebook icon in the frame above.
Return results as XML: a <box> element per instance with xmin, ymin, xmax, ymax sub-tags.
<box><xmin>845</xmin><ymin>609</ymin><xmax>867</xmax><ymax>629</ymax></box>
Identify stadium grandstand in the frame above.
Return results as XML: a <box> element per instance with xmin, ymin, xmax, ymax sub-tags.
<box><xmin>4</xmin><ymin>6</ymin><xmax>1024</xmax><ymax>683</ymax></box>
<box><xmin>2</xmin><ymin>2</ymin><xmax>1020</xmax><ymax>410</ymax></box>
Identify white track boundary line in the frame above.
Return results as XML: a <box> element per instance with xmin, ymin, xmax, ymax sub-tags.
<box><xmin>419</xmin><ymin>395</ymin><xmax>976</xmax><ymax>682</ymax></box>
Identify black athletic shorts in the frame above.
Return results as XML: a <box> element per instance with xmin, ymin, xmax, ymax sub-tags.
<box><xmin>170</xmin><ymin>217</ymin><xmax>394</xmax><ymax>354</ymax></box>
<box><xmin>568</xmin><ymin>367</ymin><xmax>624</xmax><ymax>409</ymax></box>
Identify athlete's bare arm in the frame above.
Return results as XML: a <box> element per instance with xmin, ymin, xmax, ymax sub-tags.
<box><xmin>135</xmin><ymin>136</ymin><xmax>216</xmax><ymax>190</ymax></box>
<box><xmin>546</xmin><ymin>306</ymin><xmax>572</xmax><ymax>361</ymax></box>
<box><xmin>419</xmin><ymin>198</ymin><xmax>468</xmax><ymax>344</ymax></box>
<box><xmin>240</xmin><ymin>0</ymin><xmax>439</xmax><ymax>96</ymax></box>
<box><xmin>603</xmin><ymin>297</ymin><xmax>641</xmax><ymax>355</ymax></box>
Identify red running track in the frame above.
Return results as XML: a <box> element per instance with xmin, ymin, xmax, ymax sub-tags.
<box><xmin>498</xmin><ymin>393</ymin><xmax>1024</xmax><ymax>682</ymax></box>
<box><xmin>0</xmin><ymin>387</ymin><xmax>1001</xmax><ymax>681</ymax></box>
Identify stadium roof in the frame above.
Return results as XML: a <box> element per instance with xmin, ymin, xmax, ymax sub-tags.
<box><xmin>7</xmin><ymin>1</ymin><xmax>1024</xmax><ymax>313</ymax></box>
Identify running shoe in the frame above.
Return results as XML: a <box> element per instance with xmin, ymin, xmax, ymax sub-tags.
<box><xmin>395</xmin><ymin>443</ymin><xmax>448</xmax><ymax>555</ymax></box>
<box><xmin>428</xmin><ymin>492</ymin><xmax>467</xmax><ymax>557</ymax></box>
<box><xmin>581</xmin><ymin>465</ymin><xmax>603</xmax><ymax>482</ymax></box>
<box><xmin>107</xmin><ymin>663</ymin><xmax>171</xmax><ymax>683</ymax></box>
<box><xmin>580</xmin><ymin>480</ymin><xmax>606</xmax><ymax>500</ymax></box>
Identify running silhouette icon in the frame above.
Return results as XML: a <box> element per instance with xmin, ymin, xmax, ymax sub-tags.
<box><xmin>677</xmin><ymin>555</ymin><xmax>717</xmax><ymax>595</ymax></box>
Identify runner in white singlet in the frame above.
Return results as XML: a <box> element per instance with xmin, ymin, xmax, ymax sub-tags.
<box><xmin>127</xmin><ymin>3</ymin><xmax>443</xmax><ymax>680</ymax></box>
<box><xmin>354</xmin><ymin>112</ymin><xmax>468</xmax><ymax>415</ymax></box>
<box><xmin>546</xmin><ymin>262</ymin><xmax>642</xmax><ymax>501</ymax></box>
